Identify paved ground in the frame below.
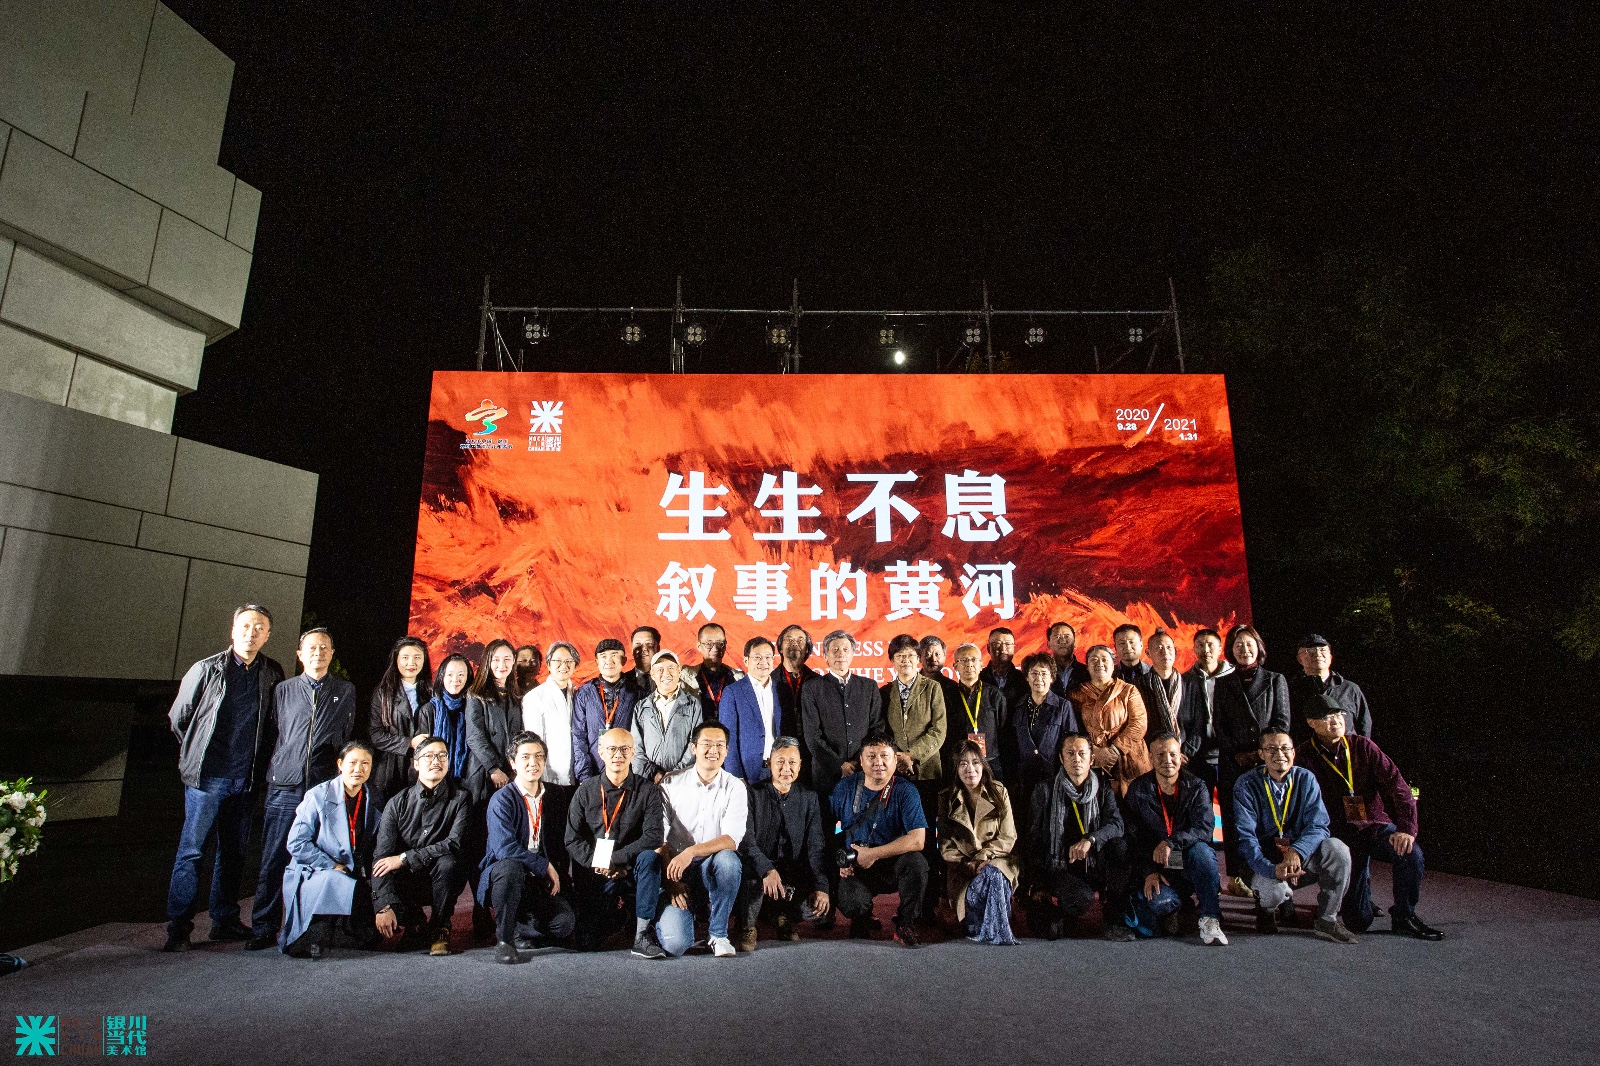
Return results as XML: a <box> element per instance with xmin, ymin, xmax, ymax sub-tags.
<box><xmin>2</xmin><ymin>865</ymin><xmax>1597</xmax><ymax>1065</ymax></box>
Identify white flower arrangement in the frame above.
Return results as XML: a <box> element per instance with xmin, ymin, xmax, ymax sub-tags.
<box><xmin>0</xmin><ymin>779</ymin><xmax>47</xmax><ymax>885</ymax></box>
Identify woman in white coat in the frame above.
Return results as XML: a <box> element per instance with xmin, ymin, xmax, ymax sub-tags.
<box><xmin>521</xmin><ymin>641</ymin><xmax>580</xmax><ymax>878</ymax></box>
<box><xmin>279</xmin><ymin>740</ymin><xmax>386</xmax><ymax>958</ymax></box>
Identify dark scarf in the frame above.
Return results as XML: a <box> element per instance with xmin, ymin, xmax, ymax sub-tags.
<box><xmin>431</xmin><ymin>690</ymin><xmax>470</xmax><ymax>780</ymax></box>
<box><xmin>1046</xmin><ymin>768</ymin><xmax>1100</xmax><ymax>868</ymax></box>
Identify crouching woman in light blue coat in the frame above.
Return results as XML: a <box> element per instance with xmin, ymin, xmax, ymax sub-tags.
<box><xmin>280</xmin><ymin>740</ymin><xmax>387</xmax><ymax>958</ymax></box>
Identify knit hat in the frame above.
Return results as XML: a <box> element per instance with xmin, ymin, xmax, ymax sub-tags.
<box><xmin>594</xmin><ymin>637</ymin><xmax>626</xmax><ymax>657</ymax></box>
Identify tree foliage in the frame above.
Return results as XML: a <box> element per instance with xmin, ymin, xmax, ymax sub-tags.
<box><xmin>1191</xmin><ymin>245</ymin><xmax>1600</xmax><ymax>672</ymax></box>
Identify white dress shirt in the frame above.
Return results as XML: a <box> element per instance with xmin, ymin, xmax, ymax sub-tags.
<box><xmin>660</xmin><ymin>766</ymin><xmax>747</xmax><ymax>853</ymax></box>
<box><xmin>750</xmin><ymin>676</ymin><xmax>777</xmax><ymax>758</ymax></box>
<box><xmin>513</xmin><ymin>779</ymin><xmax>545</xmax><ymax>851</ymax></box>
<box><xmin>521</xmin><ymin>678</ymin><xmax>576</xmax><ymax>786</ymax></box>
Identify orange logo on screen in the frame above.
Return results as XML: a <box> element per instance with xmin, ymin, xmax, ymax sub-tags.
<box><xmin>465</xmin><ymin>399</ymin><xmax>509</xmax><ymax>436</ymax></box>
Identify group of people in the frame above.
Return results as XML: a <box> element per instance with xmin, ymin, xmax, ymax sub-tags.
<box><xmin>161</xmin><ymin>603</ymin><xmax>1444</xmax><ymax>963</ymax></box>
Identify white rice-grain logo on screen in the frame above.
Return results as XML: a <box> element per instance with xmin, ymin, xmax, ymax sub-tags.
<box><xmin>528</xmin><ymin>400</ymin><xmax>564</xmax><ymax>452</ymax></box>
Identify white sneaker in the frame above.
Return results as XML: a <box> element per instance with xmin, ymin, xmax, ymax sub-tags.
<box><xmin>709</xmin><ymin>935</ymin><xmax>737</xmax><ymax>957</ymax></box>
<box><xmin>1199</xmin><ymin>917</ymin><xmax>1229</xmax><ymax>946</ymax></box>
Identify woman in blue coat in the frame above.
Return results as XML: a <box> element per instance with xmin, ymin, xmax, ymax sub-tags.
<box><xmin>280</xmin><ymin>740</ymin><xmax>386</xmax><ymax>958</ymax></box>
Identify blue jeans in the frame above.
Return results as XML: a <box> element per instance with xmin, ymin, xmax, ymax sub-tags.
<box><xmin>655</xmin><ymin>850</ymin><xmax>742</xmax><ymax>955</ymax></box>
<box><xmin>1165</xmin><ymin>840</ymin><xmax>1222</xmax><ymax>920</ymax></box>
<box><xmin>1341</xmin><ymin>822</ymin><xmax>1424</xmax><ymax>930</ymax></box>
<box><xmin>166</xmin><ymin>777</ymin><xmax>251</xmax><ymax>936</ymax></box>
<box><xmin>251</xmin><ymin>786</ymin><xmax>307</xmax><ymax>938</ymax></box>
<box><xmin>574</xmin><ymin>849</ymin><xmax>664</xmax><ymax>941</ymax></box>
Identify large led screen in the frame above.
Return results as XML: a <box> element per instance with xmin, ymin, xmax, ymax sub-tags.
<box><xmin>410</xmin><ymin>372</ymin><xmax>1250</xmax><ymax>678</ymax></box>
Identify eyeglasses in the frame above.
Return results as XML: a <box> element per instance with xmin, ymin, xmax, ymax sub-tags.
<box><xmin>418</xmin><ymin>752</ymin><xmax>449</xmax><ymax>763</ymax></box>
<box><xmin>1260</xmin><ymin>745</ymin><xmax>1295</xmax><ymax>755</ymax></box>
<box><xmin>548</xmin><ymin>657</ymin><xmax>577</xmax><ymax>667</ymax></box>
<box><xmin>698</xmin><ymin>640</ymin><xmax>728</xmax><ymax>650</ymax></box>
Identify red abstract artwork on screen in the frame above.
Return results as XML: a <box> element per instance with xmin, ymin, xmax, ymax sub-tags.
<box><xmin>409</xmin><ymin>372</ymin><xmax>1251</xmax><ymax>679</ymax></box>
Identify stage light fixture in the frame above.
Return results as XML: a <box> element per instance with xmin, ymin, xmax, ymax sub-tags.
<box><xmin>893</xmin><ymin>349</ymin><xmax>907</xmax><ymax>366</ymax></box>
<box><xmin>964</xmin><ymin>324</ymin><xmax>983</xmax><ymax>345</ymax></box>
<box><xmin>1128</xmin><ymin>326</ymin><xmax>1145</xmax><ymax>343</ymax></box>
<box><xmin>768</xmin><ymin>325</ymin><xmax>789</xmax><ymax>347</ymax></box>
<box><xmin>684</xmin><ymin>323</ymin><xmax>706</xmax><ymax>346</ymax></box>
<box><xmin>878</xmin><ymin>327</ymin><xmax>897</xmax><ymax>346</ymax></box>
<box><xmin>523</xmin><ymin>317</ymin><xmax>548</xmax><ymax>343</ymax></box>
<box><xmin>622</xmin><ymin>322</ymin><xmax>643</xmax><ymax>344</ymax></box>
<box><xmin>1026</xmin><ymin>326</ymin><xmax>1045</xmax><ymax>346</ymax></box>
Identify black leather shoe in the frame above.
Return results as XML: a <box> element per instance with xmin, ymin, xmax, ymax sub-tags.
<box><xmin>514</xmin><ymin>936</ymin><xmax>540</xmax><ymax>950</ymax></box>
<box><xmin>848</xmin><ymin>917</ymin><xmax>874</xmax><ymax>939</ymax></box>
<box><xmin>1391</xmin><ymin>911</ymin><xmax>1445</xmax><ymax>941</ymax></box>
<box><xmin>494</xmin><ymin>941</ymin><xmax>520</xmax><ymax>964</ymax></box>
<box><xmin>161</xmin><ymin>933</ymin><xmax>190</xmax><ymax>953</ymax></box>
<box><xmin>1254</xmin><ymin>907</ymin><xmax>1278</xmax><ymax>935</ymax></box>
<box><xmin>894</xmin><ymin>923</ymin><xmax>922</xmax><ymax>948</ymax></box>
<box><xmin>207</xmin><ymin>920</ymin><xmax>252</xmax><ymax>942</ymax></box>
<box><xmin>243</xmin><ymin>935</ymin><xmax>276</xmax><ymax>951</ymax></box>
<box><xmin>1275</xmin><ymin>899</ymin><xmax>1299</xmax><ymax>929</ymax></box>
<box><xmin>307</xmin><ymin>943</ymin><xmax>325</xmax><ymax>960</ymax></box>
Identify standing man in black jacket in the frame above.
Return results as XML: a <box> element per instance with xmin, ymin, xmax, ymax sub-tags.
<box><xmin>1047</xmin><ymin>621</ymin><xmax>1088</xmax><ymax>697</ymax></box>
<box><xmin>246</xmin><ymin>628</ymin><xmax>356</xmax><ymax>949</ymax></box>
<box><xmin>163</xmin><ymin>604</ymin><xmax>284</xmax><ymax>952</ymax></box>
<box><xmin>1289</xmin><ymin>634</ymin><xmax>1375</xmax><ymax>745</ymax></box>
<box><xmin>737</xmin><ymin>737</ymin><xmax>830</xmax><ymax>950</ymax></box>
<box><xmin>801</xmin><ymin>630</ymin><xmax>885</xmax><ymax>799</ymax></box>
<box><xmin>371</xmin><ymin>737</ymin><xmax>474</xmax><ymax>956</ymax></box>
<box><xmin>1135</xmin><ymin>630</ymin><xmax>1208</xmax><ymax>753</ymax></box>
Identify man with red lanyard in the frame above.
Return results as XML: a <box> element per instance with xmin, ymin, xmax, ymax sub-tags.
<box><xmin>1124</xmin><ymin>734</ymin><xmax>1228</xmax><ymax>944</ymax></box>
<box><xmin>1302</xmin><ymin>694</ymin><xmax>1443</xmax><ymax>940</ymax></box>
<box><xmin>478</xmin><ymin>731</ymin><xmax>576</xmax><ymax>963</ymax></box>
<box><xmin>573</xmin><ymin>639</ymin><xmax>639</xmax><ymax>783</ymax></box>
<box><xmin>682</xmin><ymin>622</ymin><xmax>743</xmax><ymax>722</ymax></box>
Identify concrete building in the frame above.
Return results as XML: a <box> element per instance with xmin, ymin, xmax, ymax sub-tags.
<box><xmin>0</xmin><ymin>2</ymin><xmax>316</xmax><ymax>820</ymax></box>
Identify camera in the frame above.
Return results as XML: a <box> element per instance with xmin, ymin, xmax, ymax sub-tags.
<box><xmin>834</xmin><ymin>844</ymin><xmax>858</xmax><ymax>869</ymax></box>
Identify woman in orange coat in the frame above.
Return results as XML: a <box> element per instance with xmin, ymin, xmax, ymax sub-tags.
<box><xmin>1069</xmin><ymin>644</ymin><xmax>1151</xmax><ymax>795</ymax></box>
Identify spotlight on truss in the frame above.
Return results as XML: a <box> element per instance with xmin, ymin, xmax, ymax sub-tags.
<box><xmin>684</xmin><ymin>323</ymin><xmax>707</xmax><ymax>346</ymax></box>
<box><xmin>1026</xmin><ymin>326</ymin><xmax>1045</xmax><ymax>346</ymax></box>
<box><xmin>768</xmin><ymin>325</ymin><xmax>789</xmax><ymax>347</ymax></box>
<box><xmin>878</xmin><ymin>326</ymin><xmax>897</xmax><ymax>346</ymax></box>
<box><xmin>963</xmin><ymin>324</ymin><xmax>983</xmax><ymax>346</ymax></box>
<box><xmin>622</xmin><ymin>322</ymin><xmax>643</xmax><ymax>344</ymax></box>
<box><xmin>523</xmin><ymin>317</ymin><xmax>548</xmax><ymax>343</ymax></box>
<box><xmin>1128</xmin><ymin>326</ymin><xmax>1145</xmax><ymax>344</ymax></box>
<box><xmin>892</xmin><ymin>349</ymin><xmax>907</xmax><ymax>366</ymax></box>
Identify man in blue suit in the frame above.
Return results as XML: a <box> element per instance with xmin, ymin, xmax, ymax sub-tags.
<box><xmin>720</xmin><ymin>636</ymin><xmax>782</xmax><ymax>783</ymax></box>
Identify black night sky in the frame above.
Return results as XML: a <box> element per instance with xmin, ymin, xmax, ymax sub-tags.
<box><xmin>162</xmin><ymin>2</ymin><xmax>1596</xmax><ymax>692</ymax></box>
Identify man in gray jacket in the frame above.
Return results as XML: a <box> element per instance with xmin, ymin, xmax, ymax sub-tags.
<box><xmin>632</xmin><ymin>651</ymin><xmax>705</xmax><ymax>782</ymax></box>
<box><xmin>164</xmin><ymin>605</ymin><xmax>285</xmax><ymax>952</ymax></box>
<box><xmin>245</xmin><ymin>627</ymin><xmax>357</xmax><ymax>949</ymax></box>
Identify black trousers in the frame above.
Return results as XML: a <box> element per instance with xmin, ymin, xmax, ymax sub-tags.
<box><xmin>287</xmin><ymin>881</ymin><xmax>377</xmax><ymax>955</ymax></box>
<box><xmin>384</xmin><ymin>853</ymin><xmax>467</xmax><ymax>934</ymax></box>
<box><xmin>1043</xmin><ymin>837</ymin><xmax>1132</xmax><ymax>924</ymax></box>
<box><xmin>739</xmin><ymin>857</ymin><xmax>814</xmax><ymax>928</ymax></box>
<box><xmin>1218</xmin><ymin>758</ymin><xmax>1250</xmax><ymax>879</ymax></box>
<box><xmin>834</xmin><ymin>852</ymin><xmax>929</xmax><ymax>925</ymax></box>
<box><xmin>485</xmin><ymin>858</ymin><xmax>576</xmax><ymax>944</ymax></box>
<box><xmin>542</xmin><ymin>783</ymin><xmax>576</xmax><ymax>880</ymax></box>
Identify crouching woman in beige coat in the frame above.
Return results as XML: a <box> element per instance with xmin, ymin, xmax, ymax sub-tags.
<box><xmin>940</xmin><ymin>740</ymin><xmax>1021</xmax><ymax>944</ymax></box>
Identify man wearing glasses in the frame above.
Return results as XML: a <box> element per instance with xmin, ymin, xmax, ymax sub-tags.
<box><xmin>1302</xmin><ymin>694</ymin><xmax>1443</xmax><ymax>940</ymax></box>
<box><xmin>565</xmin><ymin>728</ymin><xmax>667</xmax><ymax>955</ymax></box>
<box><xmin>370</xmin><ymin>737</ymin><xmax>474</xmax><ymax>956</ymax></box>
<box><xmin>1233</xmin><ymin>729</ymin><xmax>1357</xmax><ymax>944</ymax></box>
<box><xmin>682</xmin><ymin>622</ymin><xmax>743</xmax><ymax>721</ymax></box>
